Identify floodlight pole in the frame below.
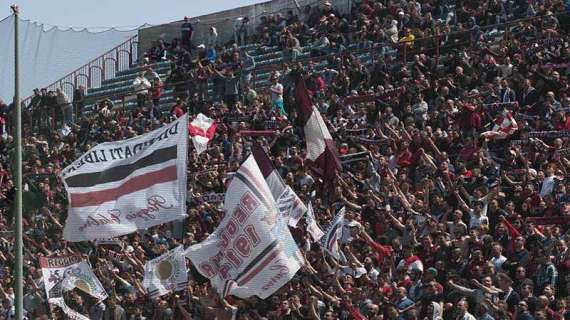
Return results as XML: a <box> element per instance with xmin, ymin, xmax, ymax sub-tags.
<box><xmin>11</xmin><ymin>4</ymin><xmax>24</xmax><ymax>320</ymax></box>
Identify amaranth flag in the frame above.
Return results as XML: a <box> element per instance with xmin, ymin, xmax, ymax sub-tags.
<box><xmin>143</xmin><ymin>246</ymin><xmax>188</xmax><ymax>298</ymax></box>
<box><xmin>294</xmin><ymin>75</ymin><xmax>341</xmax><ymax>182</ymax></box>
<box><xmin>189</xmin><ymin>113</ymin><xmax>217</xmax><ymax>155</ymax></box>
<box><xmin>61</xmin><ymin>114</ymin><xmax>188</xmax><ymax>242</ymax></box>
<box><xmin>320</xmin><ymin>207</ymin><xmax>345</xmax><ymax>260</ymax></box>
<box><xmin>186</xmin><ymin>155</ymin><xmax>303</xmax><ymax>299</ymax></box>
<box><xmin>251</xmin><ymin>143</ymin><xmax>307</xmax><ymax>227</ymax></box>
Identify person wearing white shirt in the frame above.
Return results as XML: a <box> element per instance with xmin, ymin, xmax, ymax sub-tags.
<box><xmin>456</xmin><ymin>300</ymin><xmax>477</xmax><ymax>320</ymax></box>
<box><xmin>133</xmin><ymin>73</ymin><xmax>151</xmax><ymax>108</ymax></box>
<box><xmin>540</xmin><ymin>165</ymin><xmax>557</xmax><ymax>198</ymax></box>
<box><xmin>207</xmin><ymin>26</ymin><xmax>218</xmax><ymax>48</ymax></box>
<box><xmin>269</xmin><ymin>74</ymin><xmax>286</xmax><ymax>115</ymax></box>
<box><xmin>490</xmin><ymin>243</ymin><xmax>507</xmax><ymax>270</ymax></box>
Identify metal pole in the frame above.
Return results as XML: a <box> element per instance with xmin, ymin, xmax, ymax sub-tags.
<box><xmin>11</xmin><ymin>4</ymin><xmax>24</xmax><ymax>320</ymax></box>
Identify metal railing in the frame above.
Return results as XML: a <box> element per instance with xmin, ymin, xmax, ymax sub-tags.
<box><xmin>21</xmin><ymin>34</ymin><xmax>139</xmax><ymax>106</ymax></box>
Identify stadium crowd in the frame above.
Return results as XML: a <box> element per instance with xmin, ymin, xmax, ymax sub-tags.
<box><xmin>1</xmin><ymin>0</ymin><xmax>570</xmax><ymax>319</ymax></box>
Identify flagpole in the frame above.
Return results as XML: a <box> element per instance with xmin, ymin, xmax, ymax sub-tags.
<box><xmin>11</xmin><ymin>4</ymin><xmax>24</xmax><ymax>320</ymax></box>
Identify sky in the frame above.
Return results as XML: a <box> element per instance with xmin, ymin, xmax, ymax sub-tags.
<box><xmin>0</xmin><ymin>0</ymin><xmax>268</xmax><ymax>30</ymax></box>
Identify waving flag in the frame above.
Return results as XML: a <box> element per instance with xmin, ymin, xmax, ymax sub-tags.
<box><xmin>320</xmin><ymin>207</ymin><xmax>345</xmax><ymax>260</ymax></box>
<box><xmin>143</xmin><ymin>246</ymin><xmax>188</xmax><ymax>298</ymax></box>
<box><xmin>61</xmin><ymin>115</ymin><xmax>188</xmax><ymax>242</ymax></box>
<box><xmin>189</xmin><ymin>113</ymin><xmax>217</xmax><ymax>154</ymax></box>
<box><xmin>481</xmin><ymin>110</ymin><xmax>518</xmax><ymax>140</ymax></box>
<box><xmin>306</xmin><ymin>202</ymin><xmax>324</xmax><ymax>242</ymax></box>
<box><xmin>294</xmin><ymin>75</ymin><xmax>341</xmax><ymax>182</ymax></box>
<box><xmin>252</xmin><ymin>143</ymin><xmax>307</xmax><ymax>227</ymax></box>
<box><xmin>186</xmin><ymin>155</ymin><xmax>303</xmax><ymax>299</ymax></box>
<box><xmin>41</xmin><ymin>256</ymin><xmax>106</xmax><ymax>320</ymax></box>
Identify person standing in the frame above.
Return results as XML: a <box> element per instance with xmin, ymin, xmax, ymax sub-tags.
<box><xmin>133</xmin><ymin>73</ymin><xmax>151</xmax><ymax>109</ymax></box>
<box><xmin>269</xmin><ymin>73</ymin><xmax>286</xmax><ymax>116</ymax></box>
<box><xmin>180</xmin><ymin>16</ymin><xmax>193</xmax><ymax>50</ymax></box>
<box><xmin>73</xmin><ymin>85</ymin><xmax>85</xmax><ymax>119</ymax></box>
<box><xmin>234</xmin><ymin>16</ymin><xmax>249</xmax><ymax>46</ymax></box>
<box><xmin>207</xmin><ymin>26</ymin><xmax>218</xmax><ymax>48</ymax></box>
<box><xmin>56</xmin><ymin>88</ymin><xmax>72</xmax><ymax>126</ymax></box>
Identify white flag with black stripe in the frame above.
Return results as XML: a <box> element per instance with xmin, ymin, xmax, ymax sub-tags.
<box><xmin>61</xmin><ymin>115</ymin><xmax>189</xmax><ymax>242</ymax></box>
<box><xmin>320</xmin><ymin>207</ymin><xmax>345</xmax><ymax>260</ymax></box>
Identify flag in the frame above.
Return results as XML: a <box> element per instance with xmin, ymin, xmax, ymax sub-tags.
<box><xmin>40</xmin><ymin>256</ymin><xmax>106</xmax><ymax>320</ymax></box>
<box><xmin>61</xmin><ymin>261</ymin><xmax>108</xmax><ymax>300</ymax></box>
<box><xmin>252</xmin><ymin>143</ymin><xmax>307</xmax><ymax>227</ymax></box>
<box><xmin>186</xmin><ymin>155</ymin><xmax>303</xmax><ymax>299</ymax></box>
<box><xmin>481</xmin><ymin>110</ymin><xmax>518</xmax><ymax>140</ymax></box>
<box><xmin>306</xmin><ymin>202</ymin><xmax>324</xmax><ymax>242</ymax></box>
<box><xmin>143</xmin><ymin>246</ymin><xmax>188</xmax><ymax>298</ymax></box>
<box><xmin>61</xmin><ymin>115</ymin><xmax>189</xmax><ymax>242</ymax></box>
<box><xmin>50</xmin><ymin>298</ymin><xmax>90</xmax><ymax>320</ymax></box>
<box><xmin>320</xmin><ymin>207</ymin><xmax>345</xmax><ymax>260</ymax></box>
<box><xmin>189</xmin><ymin>113</ymin><xmax>217</xmax><ymax>155</ymax></box>
<box><xmin>294</xmin><ymin>75</ymin><xmax>341</xmax><ymax>181</ymax></box>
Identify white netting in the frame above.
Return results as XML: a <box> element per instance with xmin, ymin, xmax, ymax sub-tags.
<box><xmin>0</xmin><ymin>15</ymin><xmax>138</xmax><ymax>102</ymax></box>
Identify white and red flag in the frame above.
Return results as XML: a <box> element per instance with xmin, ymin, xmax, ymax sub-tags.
<box><xmin>185</xmin><ymin>155</ymin><xmax>303</xmax><ymax>299</ymax></box>
<box><xmin>188</xmin><ymin>113</ymin><xmax>217</xmax><ymax>155</ymax></box>
<box><xmin>481</xmin><ymin>110</ymin><xmax>518</xmax><ymax>140</ymax></box>
<box><xmin>61</xmin><ymin>115</ymin><xmax>189</xmax><ymax>242</ymax></box>
<box><xmin>294</xmin><ymin>75</ymin><xmax>341</xmax><ymax>181</ymax></box>
<box><xmin>251</xmin><ymin>143</ymin><xmax>307</xmax><ymax>227</ymax></box>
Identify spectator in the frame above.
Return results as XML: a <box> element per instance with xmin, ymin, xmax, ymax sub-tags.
<box><xmin>133</xmin><ymin>72</ymin><xmax>151</xmax><ymax>108</ymax></box>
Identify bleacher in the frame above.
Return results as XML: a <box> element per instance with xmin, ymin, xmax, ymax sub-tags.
<box><xmin>82</xmin><ymin>26</ymin><xmax>507</xmax><ymax>115</ymax></box>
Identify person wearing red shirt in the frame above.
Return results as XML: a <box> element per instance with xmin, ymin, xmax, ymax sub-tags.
<box><xmin>553</xmin><ymin>111</ymin><xmax>570</xmax><ymax>131</ymax></box>
<box><xmin>171</xmin><ymin>98</ymin><xmax>186</xmax><ymax>118</ymax></box>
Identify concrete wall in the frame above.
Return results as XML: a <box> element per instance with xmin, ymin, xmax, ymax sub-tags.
<box><xmin>138</xmin><ymin>0</ymin><xmax>352</xmax><ymax>58</ymax></box>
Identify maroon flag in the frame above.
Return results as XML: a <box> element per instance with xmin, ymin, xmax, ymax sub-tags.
<box><xmin>252</xmin><ymin>143</ymin><xmax>307</xmax><ymax>227</ymax></box>
<box><xmin>294</xmin><ymin>75</ymin><xmax>341</xmax><ymax>181</ymax></box>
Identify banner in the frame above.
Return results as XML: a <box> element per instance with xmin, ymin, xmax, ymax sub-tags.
<box><xmin>320</xmin><ymin>207</ymin><xmax>345</xmax><ymax>260</ymax></box>
<box><xmin>306</xmin><ymin>202</ymin><xmax>324</xmax><ymax>242</ymax></box>
<box><xmin>143</xmin><ymin>246</ymin><xmax>188</xmax><ymax>298</ymax></box>
<box><xmin>40</xmin><ymin>256</ymin><xmax>107</xmax><ymax>320</ymax></box>
<box><xmin>186</xmin><ymin>155</ymin><xmax>303</xmax><ymax>299</ymax></box>
<box><xmin>61</xmin><ymin>115</ymin><xmax>189</xmax><ymax>242</ymax></box>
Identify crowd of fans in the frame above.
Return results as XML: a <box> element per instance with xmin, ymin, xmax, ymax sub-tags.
<box><xmin>1</xmin><ymin>0</ymin><xmax>570</xmax><ymax>319</ymax></box>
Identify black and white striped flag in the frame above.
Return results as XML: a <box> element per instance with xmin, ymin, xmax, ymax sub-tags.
<box><xmin>61</xmin><ymin>115</ymin><xmax>189</xmax><ymax>242</ymax></box>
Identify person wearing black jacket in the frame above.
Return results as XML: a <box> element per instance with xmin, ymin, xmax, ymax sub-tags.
<box><xmin>73</xmin><ymin>86</ymin><xmax>85</xmax><ymax>119</ymax></box>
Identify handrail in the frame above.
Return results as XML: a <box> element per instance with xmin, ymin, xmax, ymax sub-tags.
<box><xmin>21</xmin><ymin>34</ymin><xmax>139</xmax><ymax>106</ymax></box>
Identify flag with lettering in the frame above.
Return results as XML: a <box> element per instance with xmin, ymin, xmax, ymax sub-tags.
<box><xmin>143</xmin><ymin>246</ymin><xmax>188</xmax><ymax>298</ymax></box>
<box><xmin>320</xmin><ymin>207</ymin><xmax>345</xmax><ymax>260</ymax></box>
<box><xmin>251</xmin><ymin>143</ymin><xmax>307</xmax><ymax>227</ymax></box>
<box><xmin>40</xmin><ymin>256</ymin><xmax>106</xmax><ymax>320</ymax></box>
<box><xmin>185</xmin><ymin>155</ymin><xmax>303</xmax><ymax>299</ymax></box>
<box><xmin>61</xmin><ymin>115</ymin><xmax>189</xmax><ymax>242</ymax></box>
<box><xmin>189</xmin><ymin>113</ymin><xmax>217</xmax><ymax>155</ymax></box>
